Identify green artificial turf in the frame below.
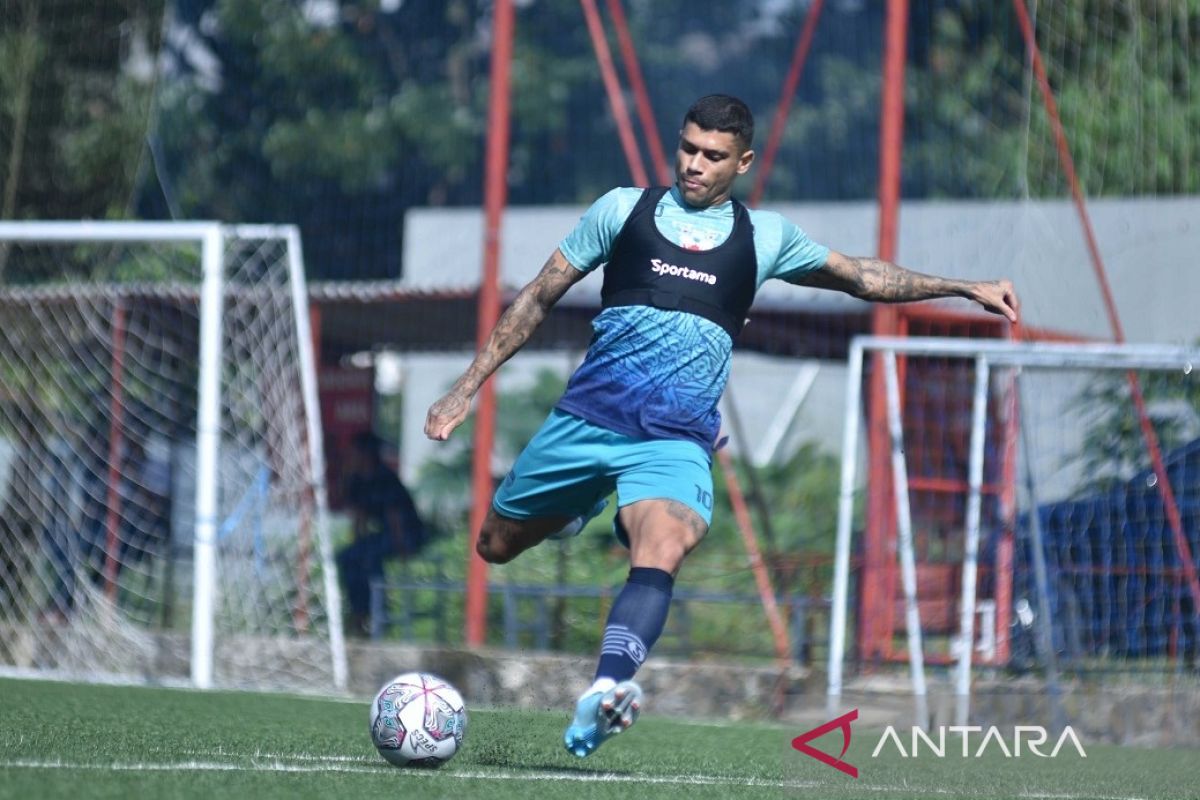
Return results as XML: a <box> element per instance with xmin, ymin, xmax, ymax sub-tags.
<box><xmin>0</xmin><ymin>677</ymin><xmax>1193</xmax><ymax>800</ymax></box>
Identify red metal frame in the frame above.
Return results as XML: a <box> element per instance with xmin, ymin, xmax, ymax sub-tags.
<box><xmin>605</xmin><ymin>0</ymin><xmax>671</xmax><ymax>185</ymax></box>
<box><xmin>716</xmin><ymin>448</ymin><xmax>791</xmax><ymax>662</ymax></box>
<box><xmin>750</xmin><ymin>0</ymin><xmax>826</xmax><ymax>207</ymax></box>
<box><xmin>860</xmin><ymin>0</ymin><xmax>909</xmax><ymax>664</ymax></box>
<box><xmin>465</xmin><ymin>0</ymin><xmax>516</xmax><ymax>647</ymax></box>
<box><xmin>580</xmin><ymin>0</ymin><xmax>649</xmax><ymax>187</ymax></box>
<box><xmin>990</xmin><ymin>323</ymin><xmax>1021</xmax><ymax>666</ymax></box>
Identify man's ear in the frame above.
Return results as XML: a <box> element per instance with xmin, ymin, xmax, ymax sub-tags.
<box><xmin>736</xmin><ymin>148</ymin><xmax>756</xmax><ymax>175</ymax></box>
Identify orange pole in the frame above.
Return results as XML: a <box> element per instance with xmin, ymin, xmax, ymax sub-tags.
<box><xmin>716</xmin><ymin>448</ymin><xmax>790</xmax><ymax>662</ymax></box>
<box><xmin>465</xmin><ymin>0</ymin><xmax>516</xmax><ymax>647</ymax></box>
<box><xmin>605</xmin><ymin>0</ymin><xmax>671</xmax><ymax>185</ymax></box>
<box><xmin>579</xmin><ymin>0</ymin><xmax>649</xmax><ymax>187</ymax></box>
<box><xmin>993</xmin><ymin>352</ymin><xmax>1018</xmax><ymax>666</ymax></box>
<box><xmin>749</xmin><ymin>0</ymin><xmax>826</xmax><ymax>207</ymax></box>
<box><xmin>876</xmin><ymin>0</ymin><xmax>907</xmax><ymax>263</ymax></box>
<box><xmin>862</xmin><ymin>0</ymin><xmax>908</xmax><ymax>663</ymax></box>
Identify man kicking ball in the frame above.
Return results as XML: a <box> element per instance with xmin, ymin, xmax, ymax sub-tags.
<box><xmin>425</xmin><ymin>94</ymin><xmax>1018</xmax><ymax>757</ymax></box>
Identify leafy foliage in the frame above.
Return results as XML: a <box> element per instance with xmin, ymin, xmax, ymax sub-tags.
<box><xmin>8</xmin><ymin>1</ymin><xmax>1200</xmax><ymax>280</ymax></box>
<box><xmin>1071</xmin><ymin>355</ymin><xmax>1200</xmax><ymax>490</ymax></box>
<box><xmin>0</xmin><ymin>0</ymin><xmax>164</xmax><ymax>226</ymax></box>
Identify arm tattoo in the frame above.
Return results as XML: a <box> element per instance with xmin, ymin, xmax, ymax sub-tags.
<box><xmin>451</xmin><ymin>254</ymin><xmax>579</xmax><ymax>397</ymax></box>
<box><xmin>844</xmin><ymin>256</ymin><xmax>972</xmax><ymax>303</ymax></box>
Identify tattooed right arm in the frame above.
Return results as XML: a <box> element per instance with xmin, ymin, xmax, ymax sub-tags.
<box><xmin>424</xmin><ymin>249</ymin><xmax>586</xmax><ymax>440</ymax></box>
<box><xmin>794</xmin><ymin>250</ymin><xmax>1019</xmax><ymax>323</ymax></box>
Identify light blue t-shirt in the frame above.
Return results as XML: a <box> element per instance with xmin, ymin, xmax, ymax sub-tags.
<box><xmin>555</xmin><ymin>186</ymin><xmax>830</xmax><ymax>450</ymax></box>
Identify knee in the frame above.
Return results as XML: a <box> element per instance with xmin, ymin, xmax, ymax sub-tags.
<box><xmin>623</xmin><ymin>504</ymin><xmax>708</xmax><ymax>574</ymax></box>
<box><xmin>637</xmin><ymin>537</ymin><xmax>692</xmax><ymax>574</ymax></box>
<box><xmin>475</xmin><ymin>523</ymin><xmax>515</xmax><ymax>565</ymax></box>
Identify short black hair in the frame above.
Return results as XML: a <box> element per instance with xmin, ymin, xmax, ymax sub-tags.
<box><xmin>683</xmin><ymin>95</ymin><xmax>754</xmax><ymax>151</ymax></box>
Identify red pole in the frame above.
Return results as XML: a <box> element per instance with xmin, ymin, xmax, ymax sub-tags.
<box><xmin>1010</xmin><ymin>0</ymin><xmax>1200</xmax><ymax>618</ymax></box>
<box><xmin>862</xmin><ymin>0</ymin><xmax>908</xmax><ymax>663</ymax></box>
<box><xmin>994</xmin><ymin>335</ymin><xmax>1019</xmax><ymax>666</ymax></box>
<box><xmin>876</xmin><ymin>0</ymin><xmax>907</xmax><ymax>265</ymax></box>
<box><xmin>749</xmin><ymin>0</ymin><xmax>825</xmax><ymax>207</ymax></box>
<box><xmin>605</xmin><ymin>0</ymin><xmax>670</xmax><ymax>185</ymax></box>
<box><xmin>103</xmin><ymin>301</ymin><xmax>129</xmax><ymax>602</ymax></box>
<box><xmin>579</xmin><ymin>0</ymin><xmax>650</xmax><ymax>187</ymax></box>
<box><xmin>465</xmin><ymin>0</ymin><xmax>516</xmax><ymax>648</ymax></box>
<box><xmin>716</xmin><ymin>449</ymin><xmax>791</xmax><ymax>663</ymax></box>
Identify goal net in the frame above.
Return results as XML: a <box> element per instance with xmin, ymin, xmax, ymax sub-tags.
<box><xmin>0</xmin><ymin>222</ymin><xmax>345</xmax><ymax>692</ymax></box>
<box><xmin>828</xmin><ymin>337</ymin><xmax>1200</xmax><ymax>723</ymax></box>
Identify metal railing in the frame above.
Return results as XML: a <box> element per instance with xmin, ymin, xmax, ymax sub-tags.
<box><xmin>368</xmin><ymin>577</ymin><xmax>829</xmax><ymax>665</ymax></box>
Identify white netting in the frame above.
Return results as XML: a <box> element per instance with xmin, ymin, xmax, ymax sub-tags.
<box><xmin>1024</xmin><ymin>0</ymin><xmax>1196</xmax><ymax>198</ymax></box>
<box><xmin>0</xmin><ymin>225</ymin><xmax>344</xmax><ymax>691</ymax></box>
<box><xmin>1014</xmin><ymin>362</ymin><xmax>1199</xmax><ymax>675</ymax></box>
<box><xmin>835</xmin><ymin>340</ymin><xmax>1200</xmax><ymax>688</ymax></box>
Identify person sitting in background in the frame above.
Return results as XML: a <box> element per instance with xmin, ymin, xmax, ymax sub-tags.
<box><xmin>336</xmin><ymin>431</ymin><xmax>428</xmax><ymax>637</ymax></box>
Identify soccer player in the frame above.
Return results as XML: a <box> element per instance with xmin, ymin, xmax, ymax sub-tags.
<box><xmin>425</xmin><ymin>94</ymin><xmax>1018</xmax><ymax>757</ymax></box>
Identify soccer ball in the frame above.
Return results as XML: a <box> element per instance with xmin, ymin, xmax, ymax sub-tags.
<box><xmin>369</xmin><ymin>671</ymin><xmax>468</xmax><ymax>767</ymax></box>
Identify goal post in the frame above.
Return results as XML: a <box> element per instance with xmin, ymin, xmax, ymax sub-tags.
<box><xmin>829</xmin><ymin>335</ymin><xmax>1200</xmax><ymax>722</ymax></box>
<box><xmin>0</xmin><ymin>221</ymin><xmax>346</xmax><ymax>692</ymax></box>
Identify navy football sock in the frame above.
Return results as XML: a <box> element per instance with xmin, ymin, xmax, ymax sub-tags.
<box><xmin>594</xmin><ymin>567</ymin><xmax>674</xmax><ymax>683</ymax></box>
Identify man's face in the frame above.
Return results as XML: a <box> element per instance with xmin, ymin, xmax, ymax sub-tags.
<box><xmin>674</xmin><ymin>121</ymin><xmax>755</xmax><ymax>208</ymax></box>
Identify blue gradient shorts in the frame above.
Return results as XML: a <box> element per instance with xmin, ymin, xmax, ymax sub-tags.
<box><xmin>492</xmin><ymin>409</ymin><xmax>715</xmax><ymax>526</ymax></box>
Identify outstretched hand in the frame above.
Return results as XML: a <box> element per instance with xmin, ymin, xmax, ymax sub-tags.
<box><xmin>970</xmin><ymin>279</ymin><xmax>1020</xmax><ymax>324</ymax></box>
<box><xmin>425</xmin><ymin>391</ymin><xmax>472</xmax><ymax>441</ymax></box>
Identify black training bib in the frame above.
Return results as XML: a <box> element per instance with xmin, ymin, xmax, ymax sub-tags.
<box><xmin>600</xmin><ymin>187</ymin><xmax>757</xmax><ymax>339</ymax></box>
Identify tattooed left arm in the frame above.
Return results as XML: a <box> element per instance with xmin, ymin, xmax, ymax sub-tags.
<box><xmin>795</xmin><ymin>250</ymin><xmax>1020</xmax><ymax>323</ymax></box>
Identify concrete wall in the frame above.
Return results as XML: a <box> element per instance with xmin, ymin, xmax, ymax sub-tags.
<box><xmin>7</xmin><ymin>626</ymin><xmax>1194</xmax><ymax>747</ymax></box>
<box><xmin>348</xmin><ymin>640</ymin><xmax>1200</xmax><ymax>748</ymax></box>
<box><xmin>403</xmin><ymin>196</ymin><xmax>1200</xmax><ymax>344</ymax></box>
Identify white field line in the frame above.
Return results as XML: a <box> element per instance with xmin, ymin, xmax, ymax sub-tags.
<box><xmin>1</xmin><ymin>757</ymin><xmax>817</xmax><ymax>788</ymax></box>
<box><xmin>0</xmin><ymin>755</ymin><xmax>1156</xmax><ymax>799</ymax></box>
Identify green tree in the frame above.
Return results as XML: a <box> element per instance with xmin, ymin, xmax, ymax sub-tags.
<box><xmin>0</xmin><ymin>0</ymin><xmax>164</xmax><ymax>229</ymax></box>
<box><xmin>905</xmin><ymin>2</ymin><xmax>1200</xmax><ymax>199</ymax></box>
<box><xmin>1071</xmin><ymin>357</ymin><xmax>1200</xmax><ymax>491</ymax></box>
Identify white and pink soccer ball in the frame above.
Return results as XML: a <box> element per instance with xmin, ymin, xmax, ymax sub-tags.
<box><xmin>369</xmin><ymin>672</ymin><xmax>468</xmax><ymax>767</ymax></box>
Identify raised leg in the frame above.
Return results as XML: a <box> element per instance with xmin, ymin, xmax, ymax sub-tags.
<box><xmin>474</xmin><ymin>507</ymin><xmax>574</xmax><ymax>564</ymax></box>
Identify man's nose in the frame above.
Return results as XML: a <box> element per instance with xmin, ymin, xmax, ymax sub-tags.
<box><xmin>685</xmin><ymin>153</ymin><xmax>703</xmax><ymax>173</ymax></box>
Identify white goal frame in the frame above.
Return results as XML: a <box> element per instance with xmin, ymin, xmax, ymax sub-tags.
<box><xmin>0</xmin><ymin>221</ymin><xmax>346</xmax><ymax>691</ymax></box>
<box><xmin>828</xmin><ymin>335</ymin><xmax>1200</xmax><ymax>723</ymax></box>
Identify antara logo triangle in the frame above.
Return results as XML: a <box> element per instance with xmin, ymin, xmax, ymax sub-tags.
<box><xmin>791</xmin><ymin>708</ymin><xmax>859</xmax><ymax>778</ymax></box>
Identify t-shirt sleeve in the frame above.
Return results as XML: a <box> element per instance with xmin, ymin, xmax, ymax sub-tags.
<box><xmin>773</xmin><ymin>218</ymin><xmax>830</xmax><ymax>283</ymax></box>
<box><xmin>558</xmin><ymin>188</ymin><xmax>635</xmax><ymax>272</ymax></box>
